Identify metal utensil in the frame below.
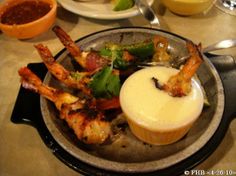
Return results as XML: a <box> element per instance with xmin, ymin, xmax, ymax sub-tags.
<box><xmin>202</xmin><ymin>39</ymin><xmax>236</xmax><ymax>53</ymax></box>
<box><xmin>135</xmin><ymin>0</ymin><xmax>160</xmax><ymax>28</ymax></box>
<box><xmin>139</xmin><ymin>39</ymin><xmax>236</xmax><ymax>67</ymax></box>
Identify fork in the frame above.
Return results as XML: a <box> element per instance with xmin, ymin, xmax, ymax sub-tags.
<box><xmin>134</xmin><ymin>0</ymin><xmax>161</xmax><ymax>29</ymax></box>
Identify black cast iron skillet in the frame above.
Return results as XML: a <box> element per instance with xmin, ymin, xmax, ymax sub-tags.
<box><xmin>11</xmin><ymin>27</ymin><xmax>236</xmax><ymax>176</ymax></box>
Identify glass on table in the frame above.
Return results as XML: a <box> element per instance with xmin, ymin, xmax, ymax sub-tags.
<box><xmin>215</xmin><ymin>0</ymin><xmax>236</xmax><ymax>15</ymax></box>
<box><xmin>161</xmin><ymin>0</ymin><xmax>215</xmax><ymax>16</ymax></box>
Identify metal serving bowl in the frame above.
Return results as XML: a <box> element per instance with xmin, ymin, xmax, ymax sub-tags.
<box><xmin>40</xmin><ymin>27</ymin><xmax>224</xmax><ymax>173</ymax></box>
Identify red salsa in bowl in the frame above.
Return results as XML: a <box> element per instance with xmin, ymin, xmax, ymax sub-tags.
<box><xmin>0</xmin><ymin>0</ymin><xmax>57</xmax><ymax>39</ymax></box>
<box><xmin>1</xmin><ymin>1</ymin><xmax>51</xmax><ymax>25</ymax></box>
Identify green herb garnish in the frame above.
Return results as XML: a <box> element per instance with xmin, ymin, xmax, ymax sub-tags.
<box><xmin>89</xmin><ymin>66</ymin><xmax>121</xmax><ymax>98</ymax></box>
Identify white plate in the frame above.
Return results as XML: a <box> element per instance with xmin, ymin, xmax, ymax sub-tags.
<box><xmin>57</xmin><ymin>0</ymin><xmax>154</xmax><ymax>20</ymax></box>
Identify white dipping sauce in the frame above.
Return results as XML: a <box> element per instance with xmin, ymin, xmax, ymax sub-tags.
<box><xmin>120</xmin><ymin>66</ymin><xmax>204</xmax><ymax>132</ymax></box>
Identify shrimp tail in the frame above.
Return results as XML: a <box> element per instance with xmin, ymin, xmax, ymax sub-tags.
<box><xmin>152</xmin><ymin>35</ymin><xmax>170</xmax><ymax>62</ymax></box>
<box><xmin>34</xmin><ymin>44</ymin><xmax>71</xmax><ymax>81</ymax></box>
<box><xmin>34</xmin><ymin>44</ymin><xmax>91</xmax><ymax>95</ymax></box>
<box><xmin>181</xmin><ymin>41</ymin><xmax>203</xmax><ymax>81</ymax></box>
<box><xmin>52</xmin><ymin>25</ymin><xmax>86</xmax><ymax>68</ymax></box>
<box><xmin>18</xmin><ymin>67</ymin><xmax>58</xmax><ymax>102</ymax></box>
<box><xmin>155</xmin><ymin>41</ymin><xmax>203</xmax><ymax>97</ymax></box>
<box><xmin>52</xmin><ymin>25</ymin><xmax>109</xmax><ymax>71</ymax></box>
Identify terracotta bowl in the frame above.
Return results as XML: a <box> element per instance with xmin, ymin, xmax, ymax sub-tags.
<box><xmin>0</xmin><ymin>0</ymin><xmax>57</xmax><ymax>39</ymax></box>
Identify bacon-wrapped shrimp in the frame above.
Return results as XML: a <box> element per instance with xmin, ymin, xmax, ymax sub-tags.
<box><xmin>35</xmin><ymin>44</ymin><xmax>92</xmax><ymax>95</ymax></box>
<box><xmin>52</xmin><ymin>25</ymin><xmax>109</xmax><ymax>71</ymax></box>
<box><xmin>153</xmin><ymin>41</ymin><xmax>203</xmax><ymax>97</ymax></box>
<box><xmin>18</xmin><ymin>67</ymin><xmax>111</xmax><ymax>144</ymax></box>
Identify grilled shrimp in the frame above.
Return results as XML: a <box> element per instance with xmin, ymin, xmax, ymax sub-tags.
<box><xmin>52</xmin><ymin>25</ymin><xmax>109</xmax><ymax>71</ymax></box>
<box><xmin>154</xmin><ymin>41</ymin><xmax>203</xmax><ymax>97</ymax></box>
<box><xmin>152</xmin><ymin>35</ymin><xmax>170</xmax><ymax>62</ymax></box>
<box><xmin>35</xmin><ymin>44</ymin><xmax>92</xmax><ymax>95</ymax></box>
<box><xmin>18</xmin><ymin>67</ymin><xmax>111</xmax><ymax>144</ymax></box>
